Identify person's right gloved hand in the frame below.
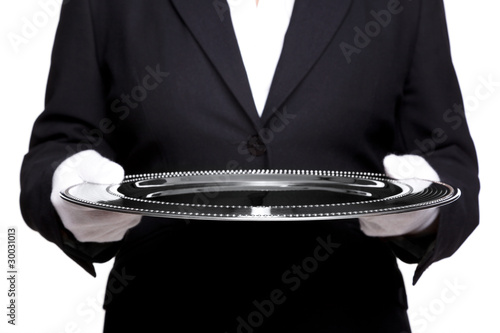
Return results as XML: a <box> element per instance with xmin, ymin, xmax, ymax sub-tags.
<box><xmin>50</xmin><ymin>150</ymin><xmax>142</xmax><ymax>243</ymax></box>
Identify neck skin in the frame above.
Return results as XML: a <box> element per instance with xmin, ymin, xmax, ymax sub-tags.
<box><xmin>256</xmin><ymin>0</ymin><xmax>259</xmax><ymax>6</ymax></box>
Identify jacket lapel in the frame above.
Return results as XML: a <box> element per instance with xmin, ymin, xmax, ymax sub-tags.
<box><xmin>261</xmin><ymin>0</ymin><xmax>352</xmax><ymax>125</ymax></box>
<box><xmin>171</xmin><ymin>0</ymin><xmax>352</xmax><ymax>129</ymax></box>
<box><xmin>171</xmin><ymin>0</ymin><xmax>261</xmax><ymax>129</ymax></box>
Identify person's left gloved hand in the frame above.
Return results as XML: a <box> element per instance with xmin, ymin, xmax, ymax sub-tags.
<box><xmin>358</xmin><ymin>154</ymin><xmax>440</xmax><ymax>237</ymax></box>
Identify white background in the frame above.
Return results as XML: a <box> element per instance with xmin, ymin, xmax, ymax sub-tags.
<box><xmin>1</xmin><ymin>0</ymin><xmax>499</xmax><ymax>332</ymax></box>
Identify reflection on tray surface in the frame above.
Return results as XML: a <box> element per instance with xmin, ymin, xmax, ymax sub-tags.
<box><xmin>118</xmin><ymin>175</ymin><xmax>404</xmax><ymax>206</ymax></box>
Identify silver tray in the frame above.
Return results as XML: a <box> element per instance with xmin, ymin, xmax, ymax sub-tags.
<box><xmin>60</xmin><ymin>170</ymin><xmax>460</xmax><ymax>221</ymax></box>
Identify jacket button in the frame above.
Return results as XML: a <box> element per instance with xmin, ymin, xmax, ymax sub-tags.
<box><xmin>247</xmin><ymin>135</ymin><xmax>267</xmax><ymax>156</ymax></box>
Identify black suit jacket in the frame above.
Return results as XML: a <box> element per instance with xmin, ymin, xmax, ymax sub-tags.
<box><xmin>20</xmin><ymin>0</ymin><xmax>479</xmax><ymax>330</ymax></box>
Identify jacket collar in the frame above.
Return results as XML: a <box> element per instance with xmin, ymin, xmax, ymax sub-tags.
<box><xmin>171</xmin><ymin>0</ymin><xmax>352</xmax><ymax>129</ymax></box>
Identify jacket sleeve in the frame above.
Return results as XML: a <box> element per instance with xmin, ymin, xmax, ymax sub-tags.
<box><xmin>390</xmin><ymin>0</ymin><xmax>480</xmax><ymax>284</ymax></box>
<box><xmin>19</xmin><ymin>0</ymin><xmax>121</xmax><ymax>277</ymax></box>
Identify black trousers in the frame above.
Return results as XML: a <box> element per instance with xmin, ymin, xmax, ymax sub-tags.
<box><xmin>103</xmin><ymin>219</ymin><xmax>411</xmax><ymax>332</ymax></box>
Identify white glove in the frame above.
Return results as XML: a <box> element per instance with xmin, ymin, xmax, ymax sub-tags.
<box><xmin>50</xmin><ymin>150</ymin><xmax>142</xmax><ymax>242</ymax></box>
<box><xmin>358</xmin><ymin>154</ymin><xmax>440</xmax><ymax>237</ymax></box>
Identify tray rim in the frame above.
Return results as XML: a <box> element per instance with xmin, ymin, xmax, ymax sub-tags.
<box><xmin>60</xmin><ymin>169</ymin><xmax>461</xmax><ymax>221</ymax></box>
